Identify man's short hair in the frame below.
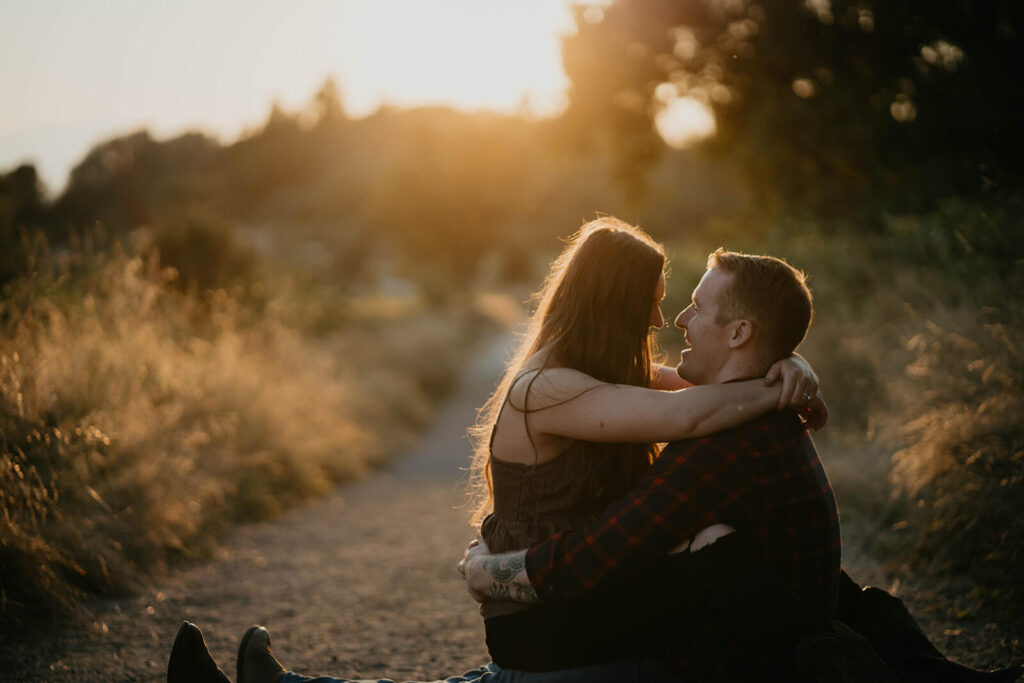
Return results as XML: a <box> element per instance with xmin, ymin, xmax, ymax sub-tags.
<box><xmin>707</xmin><ymin>248</ymin><xmax>813</xmax><ymax>364</ymax></box>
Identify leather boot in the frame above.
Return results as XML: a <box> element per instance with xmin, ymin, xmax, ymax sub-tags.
<box><xmin>167</xmin><ymin>621</ymin><xmax>233</xmax><ymax>683</ymax></box>
<box><xmin>855</xmin><ymin>586</ymin><xmax>1021</xmax><ymax>682</ymax></box>
<box><xmin>237</xmin><ymin>625</ymin><xmax>286</xmax><ymax>683</ymax></box>
<box><xmin>797</xmin><ymin>620</ymin><xmax>901</xmax><ymax>682</ymax></box>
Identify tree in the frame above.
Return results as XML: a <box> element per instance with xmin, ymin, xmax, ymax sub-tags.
<box><xmin>54</xmin><ymin>131</ymin><xmax>217</xmax><ymax>236</ymax></box>
<box><xmin>0</xmin><ymin>164</ymin><xmax>47</xmax><ymax>284</ymax></box>
<box><xmin>561</xmin><ymin>0</ymin><xmax>1024</xmax><ymax>215</ymax></box>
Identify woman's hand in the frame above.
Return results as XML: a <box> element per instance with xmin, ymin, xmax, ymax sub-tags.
<box><xmin>798</xmin><ymin>391</ymin><xmax>829</xmax><ymax>431</ymax></box>
<box><xmin>457</xmin><ymin>535</ymin><xmax>490</xmax><ymax>603</ymax></box>
<box><xmin>765</xmin><ymin>353</ymin><xmax>819</xmax><ymax>411</ymax></box>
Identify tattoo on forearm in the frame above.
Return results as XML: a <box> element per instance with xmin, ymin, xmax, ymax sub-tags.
<box><xmin>514</xmin><ymin>584</ymin><xmax>536</xmax><ymax>603</ymax></box>
<box><xmin>482</xmin><ymin>553</ymin><xmax>538</xmax><ymax>603</ymax></box>
<box><xmin>484</xmin><ymin>553</ymin><xmax>525</xmax><ymax>583</ymax></box>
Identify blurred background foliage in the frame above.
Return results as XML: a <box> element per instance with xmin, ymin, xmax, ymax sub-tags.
<box><xmin>1</xmin><ymin>0</ymin><xmax>1021</xmax><ymax>633</ymax></box>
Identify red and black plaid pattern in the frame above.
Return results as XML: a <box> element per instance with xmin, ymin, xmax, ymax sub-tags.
<box><xmin>525</xmin><ymin>409</ymin><xmax>841</xmax><ymax>620</ymax></box>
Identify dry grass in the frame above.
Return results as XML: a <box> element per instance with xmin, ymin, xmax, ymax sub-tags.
<box><xmin>0</xmin><ymin>245</ymin><xmax>473</xmax><ymax>632</ymax></box>
<box><xmin>884</xmin><ymin>309</ymin><xmax>1022</xmax><ymax>593</ymax></box>
<box><xmin>787</xmin><ymin>203</ymin><xmax>1023</xmax><ymax>618</ymax></box>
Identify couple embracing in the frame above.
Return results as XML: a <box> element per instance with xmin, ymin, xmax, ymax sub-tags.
<box><xmin>169</xmin><ymin>218</ymin><xmax>1019</xmax><ymax>682</ymax></box>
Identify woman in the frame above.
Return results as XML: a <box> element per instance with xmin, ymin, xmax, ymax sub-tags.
<box><xmin>464</xmin><ymin>217</ymin><xmax>825</xmax><ymax>673</ymax></box>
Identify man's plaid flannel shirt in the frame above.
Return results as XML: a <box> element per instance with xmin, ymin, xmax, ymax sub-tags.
<box><xmin>525</xmin><ymin>409</ymin><xmax>841</xmax><ymax>622</ymax></box>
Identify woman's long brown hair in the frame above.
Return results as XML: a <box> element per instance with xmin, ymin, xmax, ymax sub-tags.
<box><xmin>467</xmin><ymin>217</ymin><xmax>666</xmax><ymax>526</ymax></box>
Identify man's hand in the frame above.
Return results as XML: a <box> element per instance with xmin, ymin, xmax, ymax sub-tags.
<box><xmin>457</xmin><ymin>535</ymin><xmax>540</xmax><ymax>605</ymax></box>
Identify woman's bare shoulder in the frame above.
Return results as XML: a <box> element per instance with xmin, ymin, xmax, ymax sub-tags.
<box><xmin>507</xmin><ymin>366</ymin><xmax>605</xmax><ymax>412</ymax></box>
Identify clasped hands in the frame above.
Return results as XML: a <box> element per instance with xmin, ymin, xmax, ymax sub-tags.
<box><xmin>457</xmin><ymin>534</ymin><xmax>490</xmax><ymax>603</ymax></box>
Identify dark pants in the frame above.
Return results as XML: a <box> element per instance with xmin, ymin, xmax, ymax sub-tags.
<box><xmin>278</xmin><ymin>657</ymin><xmax>685</xmax><ymax>683</ymax></box>
<box><xmin>486</xmin><ymin>533</ymin><xmax>821</xmax><ymax>679</ymax></box>
<box><xmin>486</xmin><ymin>536</ymin><xmax>993</xmax><ymax>682</ymax></box>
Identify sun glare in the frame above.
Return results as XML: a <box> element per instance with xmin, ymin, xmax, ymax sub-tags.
<box><xmin>655</xmin><ymin>96</ymin><xmax>717</xmax><ymax>148</ymax></box>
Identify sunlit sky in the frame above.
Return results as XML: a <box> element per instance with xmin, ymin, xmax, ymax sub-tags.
<box><xmin>0</xmin><ymin>0</ymin><xmax>710</xmax><ymax>193</ymax></box>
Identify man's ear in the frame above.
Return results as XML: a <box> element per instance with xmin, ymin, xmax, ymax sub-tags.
<box><xmin>727</xmin><ymin>318</ymin><xmax>754</xmax><ymax>349</ymax></box>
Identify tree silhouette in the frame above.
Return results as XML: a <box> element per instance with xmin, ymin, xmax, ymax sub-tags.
<box><xmin>0</xmin><ymin>164</ymin><xmax>47</xmax><ymax>284</ymax></box>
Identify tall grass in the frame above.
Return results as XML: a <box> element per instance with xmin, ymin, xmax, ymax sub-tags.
<box><xmin>0</xmin><ymin>239</ymin><xmax>473</xmax><ymax>632</ymax></box>
<box><xmin>884</xmin><ymin>305</ymin><xmax>1022</xmax><ymax>596</ymax></box>
<box><xmin>788</xmin><ymin>200</ymin><xmax>1022</xmax><ymax>614</ymax></box>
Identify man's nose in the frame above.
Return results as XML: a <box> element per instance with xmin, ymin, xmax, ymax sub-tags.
<box><xmin>674</xmin><ymin>308</ymin><xmax>690</xmax><ymax>329</ymax></box>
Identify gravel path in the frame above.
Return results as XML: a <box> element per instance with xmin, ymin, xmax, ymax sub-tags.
<box><xmin>6</xmin><ymin>333</ymin><xmax>1019</xmax><ymax>680</ymax></box>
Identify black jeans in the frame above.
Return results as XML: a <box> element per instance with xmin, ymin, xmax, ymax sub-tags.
<box><xmin>485</xmin><ymin>532</ymin><xmax>822</xmax><ymax>679</ymax></box>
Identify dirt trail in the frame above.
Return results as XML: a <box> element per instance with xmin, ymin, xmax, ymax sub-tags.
<box><xmin>8</xmin><ymin>333</ymin><xmax>1018</xmax><ymax>680</ymax></box>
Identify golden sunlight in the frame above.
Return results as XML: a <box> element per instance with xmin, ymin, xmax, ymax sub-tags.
<box><xmin>654</xmin><ymin>96</ymin><xmax>717</xmax><ymax>148</ymax></box>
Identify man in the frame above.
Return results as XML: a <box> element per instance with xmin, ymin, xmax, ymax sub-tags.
<box><xmin>226</xmin><ymin>251</ymin><xmax>1018</xmax><ymax>683</ymax></box>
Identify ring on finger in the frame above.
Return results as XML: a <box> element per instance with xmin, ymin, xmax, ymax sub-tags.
<box><xmin>802</xmin><ymin>392</ymin><xmax>813</xmax><ymax>401</ymax></box>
